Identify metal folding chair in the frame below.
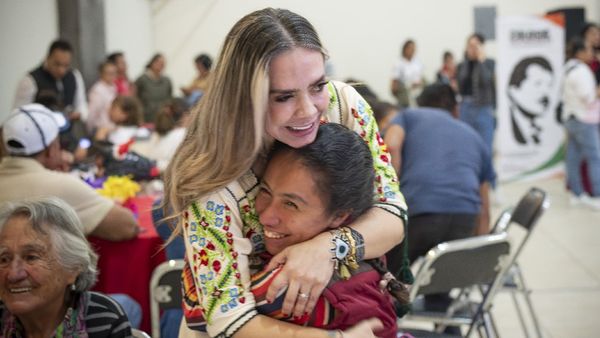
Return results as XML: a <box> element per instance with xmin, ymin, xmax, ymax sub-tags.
<box><xmin>131</xmin><ymin>328</ymin><xmax>152</xmax><ymax>338</ymax></box>
<box><xmin>402</xmin><ymin>233</ymin><xmax>511</xmax><ymax>338</ymax></box>
<box><xmin>150</xmin><ymin>259</ymin><xmax>185</xmax><ymax>338</ymax></box>
<box><xmin>491</xmin><ymin>187</ymin><xmax>549</xmax><ymax>338</ymax></box>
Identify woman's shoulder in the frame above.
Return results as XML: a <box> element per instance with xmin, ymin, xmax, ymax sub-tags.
<box><xmin>84</xmin><ymin>292</ymin><xmax>133</xmax><ymax>337</ymax></box>
<box><xmin>85</xmin><ymin>292</ymin><xmax>129</xmax><ymax>316</ymax></box>
<box><xmin>187</xmin><ymin>170</ymin><xmax>259</xmax><ymax>212</ymax></box>
<box><xmin>326</xmin><ymin>80</ymin><xmax>365</xmax><ymax>123</ymax></box>
<box><xmin>328</xmin><ymin>80</ymin><xmax>359</xmax><ymax>99</ymax></box>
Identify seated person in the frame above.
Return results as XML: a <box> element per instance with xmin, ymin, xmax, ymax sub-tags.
<box><xmin>95</xmin><ymin>95</ymin><xmax>149</xmax><ymax>146</ymax></box>
<box><xmin>0</xmin><ymin>104</ymin><xmax>138</xmax><ymax>241</ymax></box>
<box><xmin>182</xmin><ymin>123</ymin><xmax>407</xmax><ymax>338</ymax></box>
<box><xmin>131</xmin><ymin>98</ymin><xmax>191</xmax><ymax>172</ymax></box>
<box><xmin>0</xmin><ymin>197</ymin><xmax>134</xmax><ymax>337</ymax></box>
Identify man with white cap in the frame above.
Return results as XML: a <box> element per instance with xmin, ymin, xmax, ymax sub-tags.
<box><xmin>0</xmin><ymin>103</ymin><xmax>139</xmax><ymax>241</ymax></box>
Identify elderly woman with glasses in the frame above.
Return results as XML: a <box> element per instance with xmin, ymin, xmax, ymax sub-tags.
<box><xmin>0</xmin><ymin>197</ymin><xmax>133</xmax><ymax>337</ymax></box>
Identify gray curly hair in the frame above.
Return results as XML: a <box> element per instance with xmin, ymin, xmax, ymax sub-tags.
<box><xmin>0</xmin><ymin>197</ymin><xmax>98</xmax><ymax>292</ymax></box>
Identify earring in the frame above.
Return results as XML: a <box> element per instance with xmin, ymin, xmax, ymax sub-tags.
<box><xmin>70</xmin><ymin>284</ymin><xmax>76</xmax><ymax>291</ymax></box>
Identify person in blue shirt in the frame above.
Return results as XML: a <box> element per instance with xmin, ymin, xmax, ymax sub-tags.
<box><xmin>383</xmin><ymin>83</ymin><xmax>494</xmax><ymax>329</ymax></box>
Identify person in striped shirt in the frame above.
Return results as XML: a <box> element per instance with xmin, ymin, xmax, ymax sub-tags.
<box><xmin>0</xmin><ymin>197</ymin><xmax>133</xmax><ymax>337</ymax></box>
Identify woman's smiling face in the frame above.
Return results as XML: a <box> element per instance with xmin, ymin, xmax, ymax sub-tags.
<box><xmin>265</xmin><ymin>47</ymin><xmax>329</xmax><ymax>149</ymax></box>
<box><xmin>255</xmin><ymin>152</ymin><xmax>345</xmax><ymax>255</ymax></box>
<box><xmin>0</xmin><ymin>216</ymin><xmax>77</xmax><ymax>318</ymax></box>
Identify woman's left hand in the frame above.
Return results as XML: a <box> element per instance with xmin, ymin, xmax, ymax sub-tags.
<box><xmin>265</xmin><ymin>231</ymin><xmax>334</xmax><ymax>318</ymax></box>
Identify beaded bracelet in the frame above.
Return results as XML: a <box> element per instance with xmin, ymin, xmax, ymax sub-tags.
<box><xmin>329</xmin><ymin>227</ymin><xmax>365</xmax><ymax>280</ymax></box>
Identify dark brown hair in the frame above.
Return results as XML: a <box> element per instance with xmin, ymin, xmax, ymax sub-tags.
<box><xmin>112</xmin><ymin>96</ymin><xmax>143</xmax><ymax>126</ymax></box>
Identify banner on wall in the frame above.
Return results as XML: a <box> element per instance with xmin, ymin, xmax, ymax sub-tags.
<box><xmin>496</xmin><ymin>16</ymin><xmax>565</xmax><ymax>182</ymax></box>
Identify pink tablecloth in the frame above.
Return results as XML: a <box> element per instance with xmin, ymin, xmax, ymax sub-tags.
<box><xmin>89</xmin><ymin>195</ymin><xmax>166</xmax><ymax>333</ymax></box>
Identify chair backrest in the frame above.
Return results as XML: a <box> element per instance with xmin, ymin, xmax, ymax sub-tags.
<box><xmin>491</xmin><ymin>207</ymin><xmax>513</xmax><ymax>234</ymax></box>
<box><xmin>409</xmin><ymin>232</ymin><xmax>511</xmax><ymax>300</ymax></box>
<box><xmin>150</xmin><ymin>259</ymin><xmax>185</xmax><ymax>338</ymax></box>
<box><xmin>509</xmin><ymin>187</ymin><xmax>549</xmax><ymax>232</ymax></box>
<box><xmin>502</xmin><ymin>187</ymin><xmax>549</xmax><ymax>265</ymax></box>
<box><xmin>132</xmin><ymin>328</ymin><xmax>152</xmax><ymax>338</ymax></box>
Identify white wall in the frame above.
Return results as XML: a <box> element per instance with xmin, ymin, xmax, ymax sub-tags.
<box><xmin>0</xmin><ymin>1</ymin><xmax>57</xmax><ymax>122</ymax></box>
<box><xmin>104</xmin><ymin>0</ymin><xmax>154</xmax><ymax>83</ymax></box>
<box><xmin>1</xmin><ymin>0</ymin><xmax>598</xmax><ymax>123</ymax></box>
<box><xmin>151</xmin><ymin>0</ymin><xmax>599</xmax><ymax>103</ymax></box>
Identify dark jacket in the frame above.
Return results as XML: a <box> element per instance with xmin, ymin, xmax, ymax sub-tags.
<box><xmin>457</xmin><ymin>59</ymin><xmax>496</xmax><ymax>107</ymax></box>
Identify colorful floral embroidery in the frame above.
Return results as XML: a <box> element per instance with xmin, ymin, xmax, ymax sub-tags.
<box><xmin>240</xmin><ymin>198</ymin><xmax>269</xmax><ymax>273</ymax></box>
<box><xmin>350</xmin><ymin>105</ymin><xmax>400</xmax><ymax>202</ymax></box>
<box><xmin>326</xmin><ymin>81</ymin><xmax>402</xmax><ymax>206</ymax></box>
<box><xmin>186</xmin><ymin>201</ymin><xmax>244</xmax><ymax>323</ymax></box>
<box><xmin>240</xmin><ymin>200</ymin><xmax>265</xmax><ymax>254</ymax></box>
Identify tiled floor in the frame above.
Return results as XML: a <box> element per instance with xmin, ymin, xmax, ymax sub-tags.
<box><xmin>400</xmin><ymin>177</ymin><xmax>600</xmax><ymax>337</ymax></box>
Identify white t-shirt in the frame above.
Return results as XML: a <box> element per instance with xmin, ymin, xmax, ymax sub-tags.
<box><xmin>562</xmin><ymin>59</ymin><xmax>600</xmax><ymax>124</ymax></box>
<box><xmin>130</xmin><ymin>127</ymin><xmax>186</xmax><ymax>171</ymax></box>
<box><xmin>392</xmin><ymin>57</ymin><xmax>424</xmax><ymax>87</ymax></box>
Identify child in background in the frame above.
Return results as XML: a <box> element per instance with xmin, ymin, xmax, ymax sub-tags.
<box><xmin>131</xmin><ymin>98</ymin><xmax>190</xmax><ymax>172</ymax></box>
<box><xmin>95</xmin><ymin>95</ymin><xmax>149</xmax><ymax>146</ymax></box>
<box><xmin>87</xmin><ymin>61</ymin><xmax>118</xmax><ymax>134</ymax></box>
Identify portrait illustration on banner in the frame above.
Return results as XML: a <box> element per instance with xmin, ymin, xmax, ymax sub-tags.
<box><xmin>496</xmin><ymin>15</ymin><xmax>565</xmax><ymax>181</ymax></box>
<box><xmin>507</xmin><ymin>56</ymin><xmax>554</xmax><ymax>145</ymax></box>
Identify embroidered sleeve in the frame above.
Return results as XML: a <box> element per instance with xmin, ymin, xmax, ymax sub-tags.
<box><xmin>182</xmin><ymin>190</ymin><xmax>257</xmax><ymax>338</ymax></box>
<box><xmin>328</xmin><ymin>81</ymin><xmax>408</xmax><ymax>219</ymax></box>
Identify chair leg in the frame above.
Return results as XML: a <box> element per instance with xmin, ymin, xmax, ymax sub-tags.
<box><xmin>515</xmin><ymin>267</ymin><xmax>543</xmax><ymax>338</ymax></box>
<box><xmin>522</xmin><ymin>288</ymin><xmax>543</xmax><ymax>337</ymax></box>
<box><xmin>487</xmin><ymin>309</ymin><xmax>500</xmax><ymax>338</ymax></box>
<box><xmin>511</xmin><ymin>290</ymin><xmax>530</xmax><ymax>336</ymax></box>
<box><xmin>481</xmin><ymin>311</ymin><xmax>497</xmax><ymax>338</ymax></box>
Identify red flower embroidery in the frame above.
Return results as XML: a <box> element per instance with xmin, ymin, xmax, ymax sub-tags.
<box><xmin>380</xmin><ymin>154</ymin><xmax>389</xmax><ymax>163</ymax></box>
<box><xmin>212</xmin><ymin>260</ymin><xmax>221</xmax><ymax>273</ymax></box>
<box><xmin>199</xmin><ymin>250</ymin><xmax>209</xmax><ymax>266</ymax></box>
<box><xmin>206</xmin><ymin>242</ymin><xmax>215</xmax><ymax>251</ymax></box>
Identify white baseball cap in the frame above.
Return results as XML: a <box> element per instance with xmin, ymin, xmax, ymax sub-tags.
<box><xmin>2</xmin><ymin>103</ymin><xmax>68</xmax><ymax>155</ymax></box>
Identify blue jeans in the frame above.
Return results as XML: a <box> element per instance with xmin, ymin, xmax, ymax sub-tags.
<box><xmin>564</xmin><ymin>118</ymin><xmax>600</xmax><ymax>196</ymax></box>
<box><xmin>110</xmin><ymin>293</ymin><xmax>142</xmax><ymax>329</ymax></box>
<box><xmin>460</xmin><ymin>99</ymin><xmax>497</xmax><ymax>187</ymax></box>
<box><xmin>160</xmin><ymin>309</ymin><xmax>183</xmax><ymax>338</ymax></box>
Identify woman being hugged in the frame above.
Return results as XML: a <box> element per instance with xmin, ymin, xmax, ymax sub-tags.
<box><xmin>164</xmin><ymin>8</ymin><xmax>408</xmax><ymax>338</ymax></box>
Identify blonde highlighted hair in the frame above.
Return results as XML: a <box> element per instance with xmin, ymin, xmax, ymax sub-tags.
<box><xmin>163</xmin><ymin>8</ymin><xmax>327</xmax><ymax>222</ymax></box>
